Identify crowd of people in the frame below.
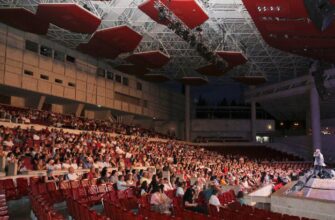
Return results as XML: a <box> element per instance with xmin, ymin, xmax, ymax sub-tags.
<box><xmin>0</xmin><ymin>104</ymin><xmax>174</xmax><ymax>139</ymax></box>
<box><xmin>0</xmin><ymin>124</ymin><xmax>309</xmax><ymax>191</ymax></box>
<box><xmin>0</xmin><ymin>105</ymin><xmax>313</xmax><ymax>215</ymax></box>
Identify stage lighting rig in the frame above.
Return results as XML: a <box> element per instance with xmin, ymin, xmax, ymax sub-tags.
<box><xmin>158</xmin><ymin>6</ymin><xmax>167</xmax><ymax>22</ymax></box>
<box><xmin>153</xmin><ymin>0</ymin><xmax>228</xmax><ymax>71</ymax></box>
<box><xmin>182</xmin><ymin>29</ymin><xmax>190</xmax><ymax>41</ymax></box>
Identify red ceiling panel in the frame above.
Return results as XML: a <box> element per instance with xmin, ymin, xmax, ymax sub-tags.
<box><xmin>141</xmin><ymin>74</ymin><xmax>170</xmax><ymax>82</ymax></box>
<box><xmin>139</xmin><ymin>0</ymin><xmax>209</xmax><ymax>29</ymax></box>
<box><xmin>114</xmin><ymin>65</ymin><xmax>149</xmax><ymax>76</ymax></box>
<box><xmin>196</xmin><ymin>51</ymin><xmax>247</xmax><ymax>76</ymax></box>
<box><xmin>0</xmin><ymin>8</ymin><xmax>49</xmax><ymax>35</ymax></box>
<box><xmin>77</xmin><ymin>26</ymin><xmax>142</xmax><ymax>59</ymax></box>
<box><xmin>138</xmin><ymin>0</ymin><xmax>171</xmax><ymax>26</ymax></box>
<box><xmin>36</xmin><ymin>3</ymin><xmax>101</xmax><ymax>34</ymax></box>
<box><xmin>233</xmin><ymin>76</ymin><xmax>267</xmax><ymax>86</ymax></box>
<box><xmin>217</xmin><ymin>51</ymin><xmax>248</xmax><ymax>67</ymax></box>
<box><xmin>126</xmin><ymin>51</ymin><xmax>170</xmax><ymax>69</ymax></box>
<box><xmin>242</xmin><ymin>0</ymin><xmax>335</xmax><ymax>62</ymax></box>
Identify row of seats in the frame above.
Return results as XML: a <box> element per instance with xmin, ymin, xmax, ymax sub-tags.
<box><xmin>0</xmin><ymin>178</ymin><xmax>29</xmax><ymax>200</ymax></box>
<box><xmin>209</xmin><ymin>203</ymin><xmax>315</xmax><ymax>220</ymax></box>
<box><xmin>29</xmin><ymin>193</ymin><xmax>65</xmax><ymax>220</ymax></box>
<box><xmin>30</xmin><ymin>179</ymin><xmax>115</xmax><ymax>206</ymax></box>
<box><xmin>67</xmin><ymin>197</ymin><xmax>109</xmax><ymax>220</ymax></box>
<box><xmin>217</xmin><ymin>190</ymin><xmax>236</xmax><ymax>205</ymax></box>
<box><xmin>0</xmin><ymin>193</ymin><xmax>9</xmax><ymax>220</ymax></box>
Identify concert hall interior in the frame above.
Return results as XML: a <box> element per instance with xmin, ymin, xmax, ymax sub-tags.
<box><xmin>0</xmin><ymin>0</ymin><xmax>335</xmax><ymax>220</ymax></box>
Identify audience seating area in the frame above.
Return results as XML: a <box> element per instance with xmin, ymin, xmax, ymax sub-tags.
<box><xmin>0</xmin><ymin>104</ymin><xmax>317</xmax><ymax>219</ymax></box>
<box><xmin>0</xmin><ymin>104</ymin><xmax>173</xmax><ymax>139</ymax></box>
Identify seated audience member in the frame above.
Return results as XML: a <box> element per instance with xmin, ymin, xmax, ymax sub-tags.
<box><xmin>140</xmin><ymin>181</ymin><xmax>148</xmax><ymax>196</ymax></box>
<box><xmin>125</xmin><ymin>173</ymin><xmax>136</xmax><ymax>187</ymax></box>
<box><xmin>163</xmin><ymin>178</ymin><xmax>174</xmax><ymax>191</ymax></box>
<box><xmin>45</xmin><ymin>169</ymin><xmax>58</xmax><ymax>182</ymax></box>
<box><xmin>150</xmin><ymin>185</ymin><xmax>172</xmax><ymax>214</ymax></box>
<box><xmin>98</xmin><ymin>167</ymin><xmax>109</xmax><ymax>184</ymax></box>
<box><xmin>209</xmin><ymin>189</ymin><xmax>223</xmax><ymax>211</ymax></box>
<box><xmin>117</xmin><ymin>175</ymin><xmax>131</xmax><ymax>191</ymax></box>
<box><xmin>110</xmin><ymin>170</ymin><xmax>118</xmax><ymax>183</ymax></box>
<box><xmin>237</xmin><ymin>191</ymin><xmax>246</xmax><ymax>205</ymax></box>
<box><xmin>62</xmin><ymin>159</ymin><xmax>71</xmax><ymax>170</ymax></box>
<box><xmin>176</xmin><ymin>181</ymin><xmax>185</xmax><ymax>197</ymax></box>
<box><xmin>65</xmin><ymin>167</ymin><xmax>80</xmax><ymax>181</ymax></box>
<box><xmin>148</xmin><ymin>174</ymin><xmax>159</xmax><ymax>193</ymax></box>
<box><xmin>140</xmin><ymin>171</ymin><xmax>151</xmax><ymax>184</ymax></box>
<box><xmin>240</xmin><ymin>176</ymin><xmax>251</xmax><ymax>193</ymax></box>
<box><xmin>183</xmin><ymin>187</ymin><xmax>205</xmax><ymax>213</ymax></box>
<box><xmin>86</xmin><ymin>167</ymin><xmax>97</xmax><ymax>180</ymax></box>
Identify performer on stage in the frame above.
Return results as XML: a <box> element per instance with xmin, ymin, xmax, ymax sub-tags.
<box><xmin>313</xmin><ymin>149</ymin><xmax>326</xmax><ymax>176</ymax></box>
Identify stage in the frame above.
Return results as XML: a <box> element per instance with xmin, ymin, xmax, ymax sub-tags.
<box><xmin>271</xmin><ymin>178</ymin><xmax>335</xmax><ymax>220</ymax></box>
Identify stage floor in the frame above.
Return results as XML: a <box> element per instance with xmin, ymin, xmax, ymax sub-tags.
<box><xmin>272</xmin><ymin>181</ymin><xmax>335</xmax><ymax>220</ymax></box>
<box><xmin>303</xmin><ymin>178</ymin><xmax>335</xmax><ymax>202</ymax></box>
<box><xmin>286</xmin><ymin>178</ymin><xmax>335</xmax><ymax>202</ymax></box>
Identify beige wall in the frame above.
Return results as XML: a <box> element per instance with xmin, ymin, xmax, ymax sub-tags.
<box><xmin>51</xmin><ymin>104</ymin><xmax>64</xmax><ymax>114</ymax></box>
<box><xmin>0</xmin><ymin>24</ymin><xmax>184</xmax><ymax>121</ymax></box>
<box><xmin>10</xmin><ymin>96</ymin><xmax>25</xmax><ymax>108</ymax></box>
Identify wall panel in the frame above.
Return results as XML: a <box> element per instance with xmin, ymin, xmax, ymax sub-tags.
<box><xmin>97</xmin><ymin>96</ymin><xmax>105</xmax><ymax>106</ymax></box>
<box><xmin>97</xmin><ymin>86</ymin><xmax>106</xmax><ymax>97</ymax></box>
<box><xmin>23</xmin><ymin>52</ymin><xmax>39</xmax><ymax>67</ymax></box>
<box><xmin>76</xmin><ymin>90</ymin><xmax>86</xmax><ymax>102</ymax></box>
<box><xmin>121</xmin><ymin>102</ymin><xmax>129</xmax><ymax>112</ymax></box>
<box><xmin>4</xmin><ymin>71</ymin><xmax>21</xmax><ymax>87</ymax></box>
<box><xmin>37</xmin><ymin>80</ymin><xmax>51</xmax><ymax>94</ymax></box>
<box><xmin>39</xmin><ymin>56</ymin><xmax>53</xmax><ymax>71</ymax></box>
<box><xmin>6</xmin><ymin>47</ymin><xmax>23</xmax><ymax>61</ymax></box>
<box><xmin>106</xmin><ymin>98</ymin><xmax>114</xmax><ymax>108</ymax></box>
<box><xmin>22</xmin><ymin>76</ymin><xmax>37</xmax><ymax>90</ymax></box>
<box><xmin>53</xmin><ymin>62</ymin><xmax>65</xmax><ymax>75</ymax></box>
<box><xmin>64</xmin><ymin>87</ymin><xmax>75</xmax><ymax>99</ymax></box>
<box><xmin>76</xmin><ymin>80</ymin><xmax>86</xmax><ymax>91</ymax></box>
<box><xmin>114</xmin><ymin>100</ymin><xmax>121</xmax><ymax>110</ymax></box>
<box><xmin>51</xmin><ymin>84</ymin><xmax>64</xmax><ymax>96</ymax></box>
<box><xmin>0</xmin><ymin>25</ymin><xmax>185</xmax><ymax>121</ymax></box>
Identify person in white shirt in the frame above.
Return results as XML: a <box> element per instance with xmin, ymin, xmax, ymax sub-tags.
<box><xmin>33</xmin><ymin>134</ymin><xmax>40</xmax><ymax>141</ymax></box>
<box><xmin>117</xmin><ymin>175</ymin><xmax>131</xmax><ymax>191</ymax></box>
<box><xmin>62</xmin><ymin>159</ymin><xmax>71</xmax><ymax>170</ymax></box>
<box><xmin>176</xmin><ymin>182</ymin><xmax>185</xmax><ymax>197</ymax></box>
<box><xmin>209</xmin><ymin>189</ymin><xmax>223</xmax><ymax>211</ymax></box>
<box><xmin>163</xmin><ymin>178</ymin><xmax>174</xmax><ymax>191</ymax></box>
<box><xmin>66</xmin><ymin>167</ymin><xmax>79</xmax><ymax>181</ymax></box>
<box><xmin>3</xmin><ymin>138</ymin><xmax>14</xmax><ymax>148</ymax></box>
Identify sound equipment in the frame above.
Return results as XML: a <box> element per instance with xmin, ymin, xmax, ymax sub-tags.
<box><xmin>304</xmin><ymin>0</ymin><xmax>335</xmax><ymax>31</ymax></box>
